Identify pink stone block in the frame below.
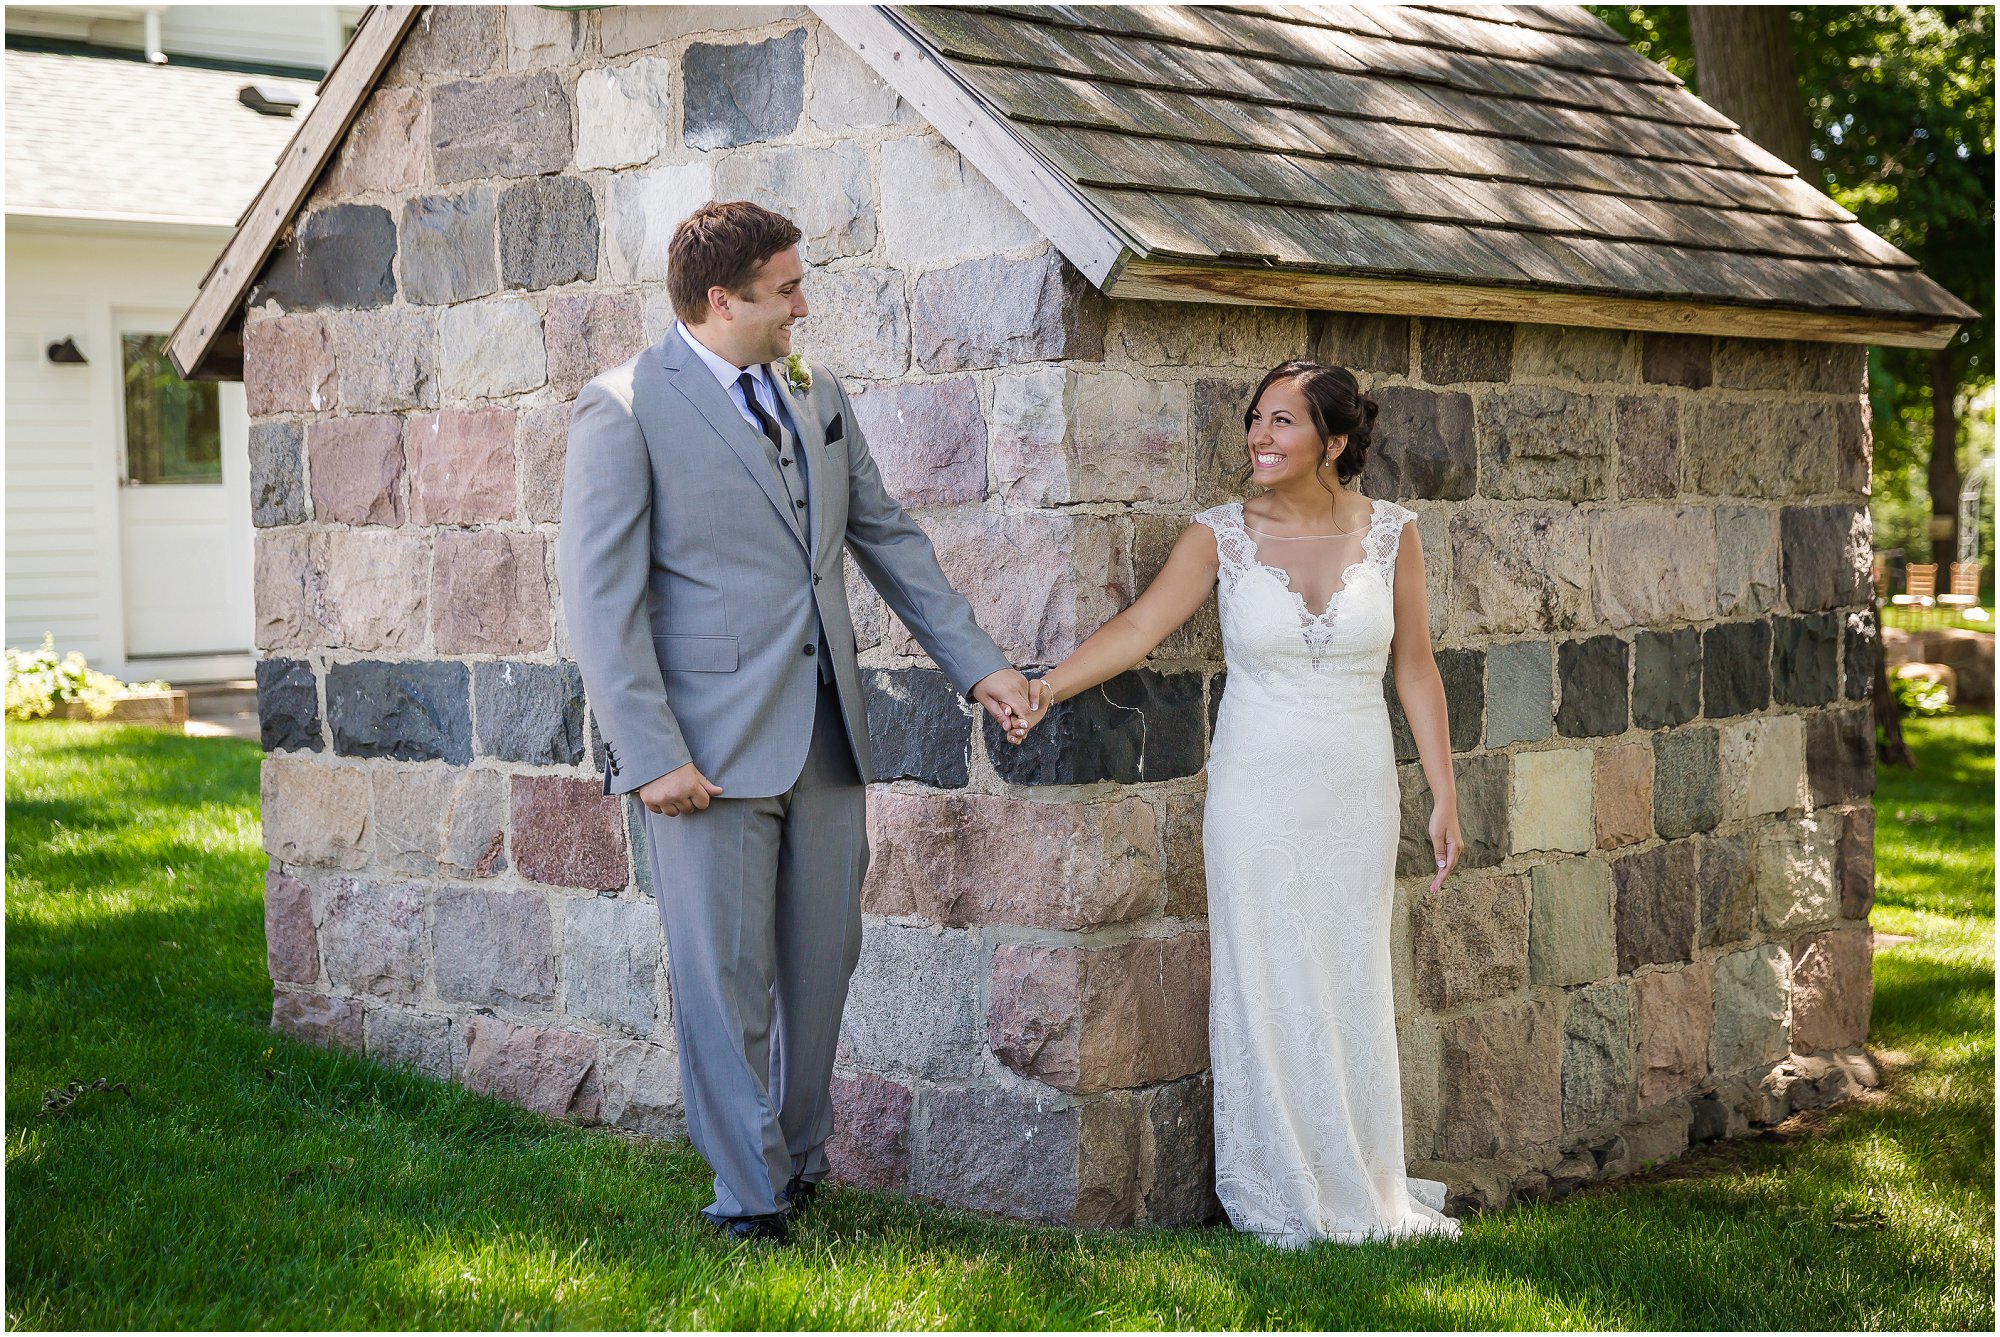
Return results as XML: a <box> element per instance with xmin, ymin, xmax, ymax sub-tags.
<box><xmin>264</xmin><ymin>868</ymin><xmax>320</xmax><ymax>984</ymax></box>
<box><xmin>407</xmin><ymin>409</ymin><xmax>518</xmax><ymax>524</ymax></box>
<box><xmin>510</xmin><ymin>774</ymin><xmax>628</xmax><ymax>890</ymax></box>
<box><xmin>828</xmin><ymin>1071</ymin><xmax>912</xmax><ymax>1190</ymax></box>
<box><xmin>271</xmin><ymin>988</ymin><xmax>362</xmax><ymax>1052</ymax></box>
<box><xmin>320</xmin><ymin>86</ymin><xmax>426</xmax><ymax>198</ymax></box>
<box><xmin>431</xmin><ymin>530</ymin><xmax>550</xmax><ymax>654</ymax></box>
<box><xmin>518</xmin><ymin>401</ymin><xmax>570</xmax><ymax>523</ymax></box>
<box><xmin>545</xmin><ymin>292</ymin><xmax>647</xmax><ymax>397</ymax></box>
<box><xmin>1633</xmin><ymin>960</ymin><xmax>1712</xmax><ymax>1108</ymax></box>
<box><xmin>309</xmin><ymin>415</ymin><xmax>406</xmax><ymax>525</ymax></box>
<box><xmin>849</xmin><ymin>377</ymin><xmax>987</xmax><ymax>506</ymax></box>
<box><xmin>862</xmin><ymin>789</ymin><xmax>1159</xmax><ymax>930</ymax></box>
<box><xmin>244</xmin><ymin>314</ymin><xmax>337</xmax><ymax>416</ymax></box>
<box><xmin>462</xmin><ymin>1016</ymin><xmax>600</xmax><ymax>1119</ymax></box>
<box><xmin>1790</xmin><ymin>928</ymin><xmax>1873</xmax><ymax>1052</ymax></box>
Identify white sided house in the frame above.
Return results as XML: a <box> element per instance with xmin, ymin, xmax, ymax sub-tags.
<box><xmin>4</xmin><ymin>5</ymin><xmax>357</xmax><ymax>680</ymax></box>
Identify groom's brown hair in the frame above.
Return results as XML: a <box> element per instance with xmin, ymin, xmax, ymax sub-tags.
<box><xmin>668</xmin><ymin>200</ymin><xmax>803</xmax><ymax>324</ymax></box>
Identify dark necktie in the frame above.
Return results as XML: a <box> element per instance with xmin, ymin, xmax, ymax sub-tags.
<box><xmin>735</xmin><ymin>370</ymin><xmax>781</xmax><ymax>450</ymax></box>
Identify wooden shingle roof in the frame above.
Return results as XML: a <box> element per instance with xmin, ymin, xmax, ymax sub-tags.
<box><xmin>833</xmin><ymin>2</ymin><xmax>1973</xmax><ymax>347</ymax></box>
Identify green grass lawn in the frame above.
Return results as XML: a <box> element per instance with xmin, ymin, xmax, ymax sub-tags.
<box><xmin>6</xmin><ymin>715</ymin><xmax>1994</xmax><ymax>1330</ymax></box>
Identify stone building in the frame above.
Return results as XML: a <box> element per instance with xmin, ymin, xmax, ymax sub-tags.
<box><xmin>170</xmin><ymin>5</ymin><xmax>1974</xmax><ymax>1225</ymax></box>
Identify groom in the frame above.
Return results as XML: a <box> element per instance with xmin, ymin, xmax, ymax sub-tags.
<box><xmin>557</xmin><ymin>200</ymin><xmax>1033</xmax><ymax>1243</ymax></box>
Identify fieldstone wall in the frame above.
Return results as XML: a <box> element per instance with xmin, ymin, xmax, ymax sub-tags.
<box><xmin>245</xmin><ymin>4</ymin><xmax>1878</xmax><ymax>1226</ymax></box>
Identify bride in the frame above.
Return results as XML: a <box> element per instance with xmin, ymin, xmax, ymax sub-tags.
<box><xmin>1017</xmin><ymin>359</ymin><xmax>1466</xmax><ymax>1247</ymax></box>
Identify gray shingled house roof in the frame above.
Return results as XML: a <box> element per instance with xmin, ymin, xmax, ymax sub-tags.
<box><xmin>5</xmin><ymin>47</ymin><xmax>319</xmax><ymax>225</ymax></box>
<box><xmin>171</xmin><ymin>3</ymin><xmax>1974</xmax><ymax>378</ymax></box>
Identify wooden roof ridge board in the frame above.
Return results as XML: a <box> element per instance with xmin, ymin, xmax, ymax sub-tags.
<box><xmin>901</xmin><ymin>5</ymin><xmax>1735</xmax><ymax>138</ymax></box>
<box><xmin>963</xmin><ymin>62</ymin><xmax>1849</xmax><ymax>224</ymax></box>
<box><xmin>167</xmin><ymin>3</ymin><xmax>423</xmax><ymax>380</ymax></box>
<box><xmin>898</xmin><ymin>8</ymin><xmax>1799</xmax><ymax>180</ymax></box>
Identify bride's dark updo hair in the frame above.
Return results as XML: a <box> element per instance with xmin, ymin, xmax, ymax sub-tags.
<box><xmin>1240</xmin><ymin>360</ymin><xmax>1378</xmax><ymax>486</ymax></box>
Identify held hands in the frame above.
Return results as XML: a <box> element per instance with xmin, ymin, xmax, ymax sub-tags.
<box><xmin>1427</xmin><ymin>799</ymin><xmax>1463</xmax><ymax>892</ymax></box>
<box><xmin>971</xmin><ymin>667</ymin><xmax>1037</xmax><ymax>746</ymax></box>
<box><xmin>638</xmin><ymin>761</ymin><xmax>725</xmax><ymax>817</ymax></box>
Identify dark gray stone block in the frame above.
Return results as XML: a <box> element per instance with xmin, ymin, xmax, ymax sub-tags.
<box><xmin>1641</xmin><ymin>333</ymin><xmax>1712</xmax><ymax>388</ymax></box>
<box><xmin>985</xmin><ymin>670</ymin><xmax>1204</xmax><ymax>785</ymax></box>
<box><xmin>1702</xmin><ymin>621</ymin><xmax>1771</xmax><ymax>718</ymax></box>
<box><xmin>1615</xmin><ymin>395</ymin><xmax>1678</xmax><ymax>499</ymax></box>
<box><xmin>400</xmin><ymin>189</ymin><xmax>498</xmax><ymax>305</ymax></box>
<box><xmin>1698</xmin><ymin>830</ymin><xmax>1754</xmax><ymax>948</ymax></box>
<box><xmin>1308</xmin><ymin>311</ymin><xmax>1409</xmax><ymax>374</ymax></box>
<box><xmin>683</xmin><ymin>30</ymin><xmax>805</xmax><ymax>150</ymax></box>
<box><xmin>1632</xmin><ymin>627</ymin><xmax>1701</xmax><ymax>729</ymax></box>
<box><xmin>1807</xmin><ymin>706</ymin><xmax>1875</xmax><ymax>806</ymax></box>
<box><xmin>1361</xmin><ymin>385</ymin><xmax>1476</xmax><ymax>501</ymax></box>
<box><xmin>256</xmin><ymin>657</ymin><xmax>321</xmax><ymax>753</ymax></box>
<box><xmin>248</xmin><ymin>204</ymin><xmax>396</xmax><ymax>311</ymax></box>
<box><xmin>1781</xmin><ymin>504</ymin><xmax>1871</xmax><ymax>612</ymax></box>
<box><xmin>474</xmin><ymin>660</ymin><xmax>585</xmax><ymax>765</ymax></box>
<box><xmin>864</xmin><ymin>668</ymin><xmax>971</xmax><ymax>788</ymax></box>
<box><xmin>1842</xmin><ymin>609</ymin><xmax>1878</xmax><ymax>701</ymax></box>
<box><xmin>1653</xmin><ymin>725</ymin><xmax>1721</xmax><ymax>839</ymax></box>
<box><xmin>249</xmin><ymin>421</ymin><xmax>306</xmax><ymax>527</ymax></box>
<box><xmin>1402</xmin><ymin>751</ymin><xmax>1508</xmax><ymax>874</ymax></box>
<box><xmin>1419</xmin><ymin>317</ymin><xmax>1513</xmax><ymax>385</ymax></box>
<box><xmin>1772</xmin><ymin>611</ymin><xmax>1840</xmax><ymax>707</ymax></box>
<box><xmin>1556</xmin><ymin>634</ymin><xmax>1629</xmax><ymax>738</ymax></box>
<box><xmin>1612</xmin><ymin>838</ymin><xmax>1699</xmax><ymax>972</ymax></box>
<box><xmin>1388</xmin><ymin>650</ymin><xmax>1483</xmax><ymax>755</ymax></box>
<box><xmin>1485</xmin><ymin>639</ymin><xmax>1553</xmax><ymax>746</ymax></box>
<box><xmin>327</xmin><ymin>660</ymin><xmax>472</xmax><ymax>764</ymax></box>
<box><xmin>499</xmin><ymin>175</ymin><xmax>597</xmax><ymax>290</ymax></box>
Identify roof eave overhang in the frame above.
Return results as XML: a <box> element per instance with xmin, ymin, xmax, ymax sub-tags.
<box><xmin>1106</xmin><ymin>257</ymin><xmax>1968</xmax><ymax>350</ymax></box>
<box><xmin>167</xmin><ymin>3</ymin><xmax>422</xmax><ymax>381</ymax></box>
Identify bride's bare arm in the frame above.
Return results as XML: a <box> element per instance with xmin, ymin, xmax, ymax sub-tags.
<box><xmin>1032</xmin><ymin>521</ymin><xmax>1220</xmax><ymax>708</ymax></box>
<box><xmin>1388</xmin><ymin>522</ymin><xmax>1462</xmax><ymax>875</ymax></box>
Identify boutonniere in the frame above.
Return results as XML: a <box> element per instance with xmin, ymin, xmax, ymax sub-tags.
<box><xmin>781</xmin><ymin>353</ymin><xmax>812</xmax><ymax>395</ymax></box>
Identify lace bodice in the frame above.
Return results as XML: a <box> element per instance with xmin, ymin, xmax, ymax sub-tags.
<box><xmin>1195</xmin><ymin>498</ymin><xmax>1418</xmax><ymax>699</ymax></box>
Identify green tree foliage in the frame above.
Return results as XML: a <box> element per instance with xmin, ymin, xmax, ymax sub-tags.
<box><xmin>1591</xmin><ymin>7</ymin><xmax>1993</xmax><ymax>501</ymax></box>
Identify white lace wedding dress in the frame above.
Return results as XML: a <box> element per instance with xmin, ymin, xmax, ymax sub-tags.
<box><xmin>1193</xmin><ymin>497</ymin><xmax>1462</xmax><ymax>1249</ymax></box>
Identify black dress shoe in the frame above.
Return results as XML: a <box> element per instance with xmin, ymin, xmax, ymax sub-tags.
<box><xmin>782</xmin><ymin>1174</ymin><xmax>821</xmax><ymax>1213</ymax></box>
<box><xmin>710</xmin><ymin>1212</ymin><xmax>789</xmax><ymax>1244</ymax></box>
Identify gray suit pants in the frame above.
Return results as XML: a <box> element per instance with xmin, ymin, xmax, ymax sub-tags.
<box><xmin>642</xmin><ymin>677</ymin><xmax>867</xmax><ymax>1221</ymax></box>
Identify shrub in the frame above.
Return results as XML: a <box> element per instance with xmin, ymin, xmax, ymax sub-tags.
<box><xmin>4</xmin><ymin>635</ymin><xmax>169</xmax><ymax>721</ymax></box>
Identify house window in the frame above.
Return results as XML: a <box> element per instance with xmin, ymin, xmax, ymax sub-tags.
<box><xmin>121</xmin><ymin>333</ymin><xmax>221</xmax><ymax>484</ymax></box>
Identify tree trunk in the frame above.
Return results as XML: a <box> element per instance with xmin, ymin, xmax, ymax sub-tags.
<box><xmin>1688</xmin><ymin>7</ymin><xmax>1817</xmax><ymax>179</ymax></box>
<box><xmin>1928</xmin><ymin>346</ymin><xmax>1962</xmax><ymax>568</ymax></box>
<box><xmin>1872</xmin><ymin>591</ymin><xmax>1916</xmax><ymax>770</ymax></box>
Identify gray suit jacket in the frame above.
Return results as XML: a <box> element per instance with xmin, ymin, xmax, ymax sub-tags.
<box><xmin>557</xmin><ymin>329</ymin><xmax>1011</xmax><ymax>799</ymax></box>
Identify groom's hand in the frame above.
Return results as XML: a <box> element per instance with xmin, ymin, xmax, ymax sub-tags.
<box><xmin>971</xmin><ymin>668</ymin><xmax>1034</xmax><ymax>745</ymax></box>
<box><xmin>638</xmin><ymin>761</ymin><xmax>725</xmax><ymax>816</ymax></box>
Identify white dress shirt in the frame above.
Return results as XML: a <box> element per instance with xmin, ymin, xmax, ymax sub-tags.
<box><xmin>675</xmin><ymin>320</ymin><xmax>795</xmax><ymax>436</ymax></box>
